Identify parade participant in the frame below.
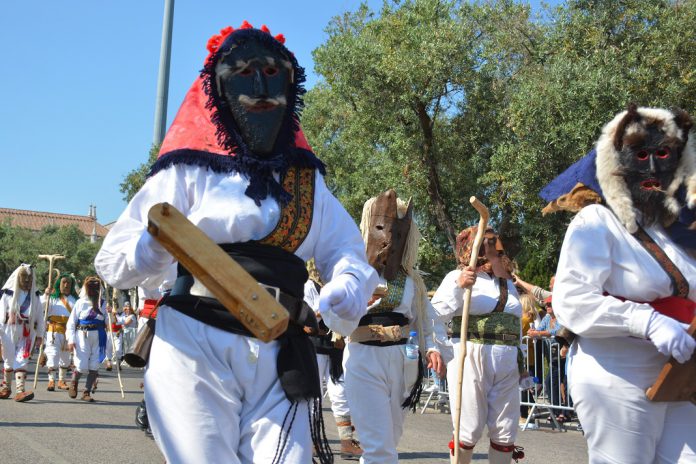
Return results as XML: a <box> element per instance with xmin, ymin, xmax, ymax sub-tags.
<box><xmin>544</xmin><ymin>105</ymin><xmax>696</xmax><ymax>463</ymax></box>
<box><xmin>104</xmin><ymin>303</ymin><xmax>124</xmax><ymax>371</ymax></box>
<box><xmin>303</xmin><ymin>259</ymin><xmax>362</xmax><ymax>460</ymax></box>
<box><xmin>40</xmin><ymin>273</ymin><xmax>78</xmax><ymax>391</ymax></box>
<box><xmin>0</xmin><ymin>264</ymin><xmax>44</xmax><ymax>402</ymax></box>
<box><xmin>66</xmin><ymin>276</ymin><xmax>108</xmax><ymax>402</ymax></box>
<box><xmin>431</xmin><ymin>226</ymin><xmax>524</xmax><ymax>464</ymax></box>
<box><xmin>95</xmin><ymin>21</ymin><xmax>377</xmax><ymax>464</ymax></box>
<box><xmin>121</xmin><ymin>301</ymin><xmax>138</xmax><ymax>357</ymax></box>
<box><xmin>343</xmin><ymin>189</ymin><xmax>445</xmax><ymax>464</ymax></box>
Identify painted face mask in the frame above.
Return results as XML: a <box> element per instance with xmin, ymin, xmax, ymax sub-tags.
<box><xmin>618</xmin><ymin>123</ymin><xmax>682</xmax><ymax>212</ymax></box>
<box><xmin>215</xmin><ymin>40</ymin><xmax>292</xmax><ymax>156</ymax></box>
<box><xmin>365</xmin><ymin>190</ymin><xmax>412</xmax><ymax>280</ymax></box>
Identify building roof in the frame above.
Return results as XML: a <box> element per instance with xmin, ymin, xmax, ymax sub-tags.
<box><xmin>0</xmin><ymin>208</ymin><xmax>110</xmax><ymax>237</ymax></box>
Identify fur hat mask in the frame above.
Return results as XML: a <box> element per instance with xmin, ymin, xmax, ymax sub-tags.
<box><xmin>596</xmin><ymin>105</ymin><xmax>695</xmax><ymax>233</ymax></box>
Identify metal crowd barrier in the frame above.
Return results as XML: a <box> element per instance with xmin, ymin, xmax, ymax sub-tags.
<box><xmin>519</xmin><ymin>335</ymin><xmax>575</xmax><ymax>431</ymax></box>
<box><xmin>420</xmin><ymin>368</ymin><xmax>449</xmax><ymax>414</ymax></box>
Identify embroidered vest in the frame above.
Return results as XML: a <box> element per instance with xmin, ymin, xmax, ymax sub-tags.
<box><xmin>368</xmin><ymin>270</ymin><xmax>408</xmax><ymax>314</ymax></box>
<box><xmin>452</xmin><ymin>277</ymin><xmax>520</xmax><ymax>346</ymax></box>
<box><xmin>258</xmin><ymin>166</ymin><xmax>316</xmax><ymax>253</ymax></box>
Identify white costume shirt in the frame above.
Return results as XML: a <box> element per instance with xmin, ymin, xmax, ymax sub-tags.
<box><xmin>554</xmin><ymin>204</ymin><xmax>696</xmax><ymax>386</ymax></box>
<box><xmin>66</xmin><ymin>298</ymin><xmax>108</xmax><ymax>345</ymax></box>
<box><xmin>40</xmin><ymin>294</ymin><xmax>75</xmax><ymax>322</ymax></box>
<box><xmin>95</xmin><ymin>165</ymin><xmax>377</xmax><ymax>319</ymax></box>
<box><xmin>431</xmin><ymin>270</ymin><xmax>522</xmax><ymax>323</ymax></box>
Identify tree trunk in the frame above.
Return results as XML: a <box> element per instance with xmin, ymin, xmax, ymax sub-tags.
<box><xmin>415</xmin><ymin>101</ymin><xmax>458</xmax><ymax>250</ymax></box>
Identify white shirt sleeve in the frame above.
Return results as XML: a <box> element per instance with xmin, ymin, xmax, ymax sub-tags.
<box><xmin>554</xmin><ymin>206</ymin><xmax>654</xmax><ymax>339</ymax></box>
<box><xmin>430</xmin><ymin>270</ymin><xmax>464</xmax><ymax>323</ymax></box>
<box><xmin>66</xmin><ymin>303</ymin><xmax>78</xmax><ymax>345</ymax></box>
<box><xmin>95</xmin><ymin>166</ymin><xmax>191</xmax><ymax>290</ymax></box>
<box><xmin>311</xmin><ymin>176</ymin><xmax>379</xmax><ymax>333</ymax></box>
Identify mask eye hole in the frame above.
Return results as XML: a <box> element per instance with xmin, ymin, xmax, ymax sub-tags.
<box><xmin>376</xmin><ymin>225</ymin><xmax>384</xmax><ymax>231</ymax></box>
<box><xmin>263</xmin><ymin>66</ymin><xmax>279</xmax><ymax>76</ymax></box>
<box><xmin>237</xmin><ymin>67</ymin><xmax>253</xmax><ymax>77</ymax></box>
<box><xmin>636</xmin><ymin>150</ymin><xmax>649</xmax><ymax>161</ymax></box>
<box><xmin>656</xmin><ymin>147</ymin><xmax>671</xmax><ymax>159</ymax></box>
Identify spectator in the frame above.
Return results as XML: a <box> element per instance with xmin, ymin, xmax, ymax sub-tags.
<box><xmin>528</xmin><ymin>297</ymin><xmax>565</xmax><ymax>421</ymax></box>
<box><xmin>514</xmin><ymin>274</ymin><xmax>554</xmax><ymax>307</ymax></box>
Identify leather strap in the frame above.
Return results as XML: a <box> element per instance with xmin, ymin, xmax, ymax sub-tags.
<box><xmin>633</xmin><ymin>225</ymin><xmax>689</xmax><ymax>298</ymax></box>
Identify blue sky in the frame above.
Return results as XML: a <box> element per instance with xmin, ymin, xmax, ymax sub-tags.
<box><xmin>0</xmin><ymin>1</ymin><xmax>556</xmax><ymax>224</ymax></box>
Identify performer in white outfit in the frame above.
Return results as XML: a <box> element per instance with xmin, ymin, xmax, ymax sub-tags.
<box><xmin>343</xmin><ymin>190</ymin><xmax>445</xmax><ymax>464</ymax></box>
<box><xmin>121</xmin><ymin>301</ymin><xmax>138</xmax><ymax>357</ymax></box>
<box><xmin>40</xmin><ymin>273</ymin><xmax>78</xmax><ymax>391</ymax></box>
<box><xmin>0</xmin><ymin>264</ymin><xmax>44</xmax><ymax>402</ymax></box>
<box><xmin>544</xmin><ymin>105</ymin><xmax>696</xmax><ymax>463</ymax></box>
<box><xmin>104</xmin><ymin>306</ymin><xmax>124</xmax><ymax>371</ymax></box>
<box><xmin>95</xmin><ymin>21</ymin><xmax>377</xmax><ymax>464</ymax></box>
<box><xmin>431</xmin><ymin>226</ymin><xmax>524</xmax><ymax>464</ymax></box>
<box><xmin>66</xmin><ymin>276</ymin><xmax>109</xmax><ymax>402</ymax></box>
<box><xmin>303</xmin><ymin>264</ymin><xmax>362</xmax><ymax>460</ymax></box>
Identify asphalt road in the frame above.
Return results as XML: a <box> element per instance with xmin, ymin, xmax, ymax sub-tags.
<box><xmin>1</xmin><ymin>361</ymin><xmax>588</xmax><ymax>463</ymax></box>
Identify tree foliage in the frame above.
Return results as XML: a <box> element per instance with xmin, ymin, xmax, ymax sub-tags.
<box><xmin>120</xmin><ymin>144</ymin><xmax>160</xmax><ymax>203</ymax></box>
<box><xmin>303</xmin><ymin>0</ymin><xmax>696</xmax><ymax>287</ymax></box>
<box><xmin>0</xmin><ymin>221</ymin><xmax>102</xmax><ymax>290</ymax></box>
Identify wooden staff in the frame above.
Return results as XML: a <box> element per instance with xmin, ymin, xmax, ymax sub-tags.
<box><xmin>33</xmin><ymin>254</ymin><xmax>65</xmax><ymax>389</ymax></box>
<box><xmin>104</xmin><ymin>283</ymin><xmax>125</xmax><ymax>398</ymax></box>
<box><xmin>452</xmin><ymin>197</ymin><xmax>489</xmax><ymax>463</ymax></box>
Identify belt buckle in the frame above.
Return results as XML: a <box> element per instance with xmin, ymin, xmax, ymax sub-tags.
<box><xmin>258</xmin><ymin>283</ymin><xmax>281</xmax><ymax>303</ymax></box>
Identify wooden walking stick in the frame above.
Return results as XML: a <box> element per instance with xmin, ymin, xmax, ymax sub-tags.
<box><xmin>104</xmin><ymin>283</ymin><xmax>125</xmax><ymax>398</ymax></box>
<box><xmin>33</xmin><ymin>254</ymin><xmax>65</xmax><ymax>389</ymax></box>
<box><xmin>452</xmin><ymin>197</ymin><xmax>489</xmax><ymax>463</ymax></box>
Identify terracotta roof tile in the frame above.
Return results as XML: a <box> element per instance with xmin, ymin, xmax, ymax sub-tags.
<box><xmin>0</xmin><ymin>208</ymin><xmax>110</xmax><ymax>237</ymax></box>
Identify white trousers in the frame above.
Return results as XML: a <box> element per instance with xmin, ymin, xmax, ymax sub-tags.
<box><xmin>73</xmin><ymin>329</ymin><xmax>102</xmax><ymax>372</ymax></box>
<box><xmin>145</xmin><ymin>307</ymin><xmax>311</xmax><ymax>464</ymax></box>
<box><xmin>447</xmin><ymin>341</ymin><xmax>520</xmax><ymax>446</ymax></box>
<box><xmin>1</xmin><ymin>327</ymin><xmax>31</xmax><ymax>371</ymax></box>
<box><xmin>106</xmin><ymin>332</ymin><xmax>123</xmax><ymax>360</ymax></box>
<box><xmin>45</xmin><ymin>331</ymin><xmax>70</xmax><ymax>368</ymax></box>
<box><xmin>344</xmin><ymin>342</ymin><xmax>418</xmax><ymax>464</ymax></box>
<box><xmin>569</xmin><ymin>337</ymin><xmax>696</xmax><ymax>463</ymax></box>
<box><xmin>317</xmin><ymin>353</ymin><xmax>350</xmax><ymax>418</ymax></box>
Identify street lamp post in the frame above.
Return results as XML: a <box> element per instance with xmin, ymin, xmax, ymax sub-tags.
<box><xmin>153</xmin><ymin>0</ymin><xmax>175</xmax><ymax>145</ymax></box>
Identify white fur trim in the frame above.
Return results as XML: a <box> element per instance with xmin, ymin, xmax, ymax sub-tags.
<box><xmin>595</xmin><ymin>107</ymin><xmax>695</xmax><ymax>232</ymax></box>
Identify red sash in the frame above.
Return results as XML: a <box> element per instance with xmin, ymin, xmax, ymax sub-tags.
<box><xmin>140</xmin><ymin>299</ymin><xmax>159</xmax><ymax>319</ymax></box>
<box><xmin>609</xmin><ymin>294</ymin><xmax>695</xmax><ymax>324</ymax></box>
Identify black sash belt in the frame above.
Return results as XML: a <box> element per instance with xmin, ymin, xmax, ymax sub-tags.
<box><xmin>357</xmin><ymin>311</ymin><xmax>410</xmax><ymax>347</ymax></box>
<box><xmin>165</xmin><ymin>241</ymin><xmax>311</xmax><ymax>335</ymax></box>
<box><xmin>164</xmin><ymin>241</ymin><xmax>320</xmax><ymax>402</ymax></box>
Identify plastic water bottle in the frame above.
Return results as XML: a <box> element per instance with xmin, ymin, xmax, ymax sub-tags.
<box><xmin>405</xmin><ymin>330</ymin><xmax>419</xmax><ymax>359</ymax></box>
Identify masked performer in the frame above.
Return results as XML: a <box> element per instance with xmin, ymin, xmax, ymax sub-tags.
<box><xmin>431</xmin><ymin>227</ymin><xmax>524</xmax><ymax>464</ymax></box>
<box><xmin>543</xmin><ymin>105</ymin><xmax>696</xmax><ymax>463</ymax></box>
<box><xmin>343</xmin><ymin>190</ymin><xmax>445</xmax><ymax>464</ymax></box>
<box><xmin>66</xmin><ymin>276</ymin><xmax>108</xmax><ymax>402</ymax></box>
<box><xmin>0</xmin><ymin>264</ymin><xmax>44</xmax><ymax>402</ymax></box>
<box><xmin>303</xmin><ymin>260</ymin><xmax>362</xmax><ymax>460</ymax></box>
<box><xmin>40</xmin><ymin>273</ymin><xmax>78</xmax><ymax>391</ymax></box>
<box><xmin>95</xmin><ymin>21</ymin><xmax>377</xmax><ymax>464</ymax></box>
